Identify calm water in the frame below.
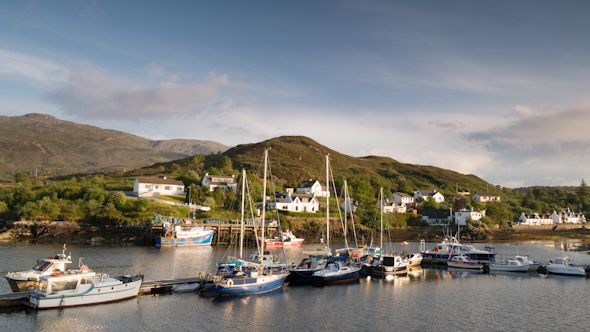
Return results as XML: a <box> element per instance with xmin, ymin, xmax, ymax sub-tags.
<box><xmin>1</xmin><ymin>240</ymin><xmax>590</xmax><ymax>331</ymax></box>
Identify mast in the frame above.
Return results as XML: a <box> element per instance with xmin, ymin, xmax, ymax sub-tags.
<box><xmin>260</xmin><ymin>149</ymin><xmax>268</xmax><ymax>266</ymax></box>
<box><xmin>239</xmin><ymin>169</ymin><xmax>246</xmax><ymax>259</ymax></box>
<box><xmin>344</xmin><ymin>180</ymin><xmax>348</xmax><ymax>249</ymax></box>
<box><xmin>326</xmin><ymin>155</ymin><xmax>330</xmax><ymax>252</ymax></box>
<box><xmin>380</xmin><ymin>187</ymin><xmax>384</xmax><ymax>253</ymax></box>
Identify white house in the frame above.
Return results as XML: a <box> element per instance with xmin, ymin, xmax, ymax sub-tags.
<box><xmin>268</xmin><ymin>193</ymin><xmax>319</xmax><ymax>213</ymax></box>
<box><xmin>518</xmin><ymin>212</ymin><xmax>553</xmax><ymax>225</ymax></box>
<box><xmin>133</xmin><ymin>177</ymin><xmax>185</xmax><ymax>197</ymax></box>
<box><xmin>201</xmin><ymin>173</ymin><xmax>238</xmax><ymax>192</ymax></box>
<box><xmin>380</xmin><ymin>199</ymin><xmax>407</xmax><ymax>214</ymax></box>
<box><xmin>392</xmin><ymin>192</ymin><xmax>414</xmax><ymax>205</ymax></box>
<box><xmin>296</xmin><ymin>180</ymin><xmax>328</xmax><ymax>197</ymax></box>
<box><xmin>414</xmin><ymin>190</ymin><xmax>445</xmax><ymax>203</ymax></box>
<box><xmin>552</xmin><ymin>209</ymin><xmax>586</xmax><ymax>224</ymax></box>
<box><xmin>454</xmin><ymin>209</ymin><xmax>486</xmax><ymax>226</ymax></box>
<box><xmin>472</xmin><ymin>192</ymin><xmax>501</xmax><ymax>203</ymax></box>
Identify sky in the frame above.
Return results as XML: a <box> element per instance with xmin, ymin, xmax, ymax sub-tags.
<box><xmin>2</xmin><ymin>0</ymin><xmax>590</xmax><ymax>188</ymax></box>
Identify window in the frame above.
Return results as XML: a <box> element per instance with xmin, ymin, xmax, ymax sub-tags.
<box><xmin>164</xmin><ymin>186</ymin><xmax>171</xmax><ymax>190</ymax></box>
<box><xmin>155</xmin><ymin>185</ymin><xmax>160</xmax><ymax>189</ymax></box>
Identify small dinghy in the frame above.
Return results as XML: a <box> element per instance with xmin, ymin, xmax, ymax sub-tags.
<box><xmin>173</xmin><ymin>282</ymin><xmax>203</xmax><ymax>293</ymax></box>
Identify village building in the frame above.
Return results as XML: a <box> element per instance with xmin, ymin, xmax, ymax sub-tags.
<box><xmin>268</xmin><ymin>192</ymin><xmax>319</xmax><ymax>213</ymax></box>
<box><xmin>472</xmin><ymin>192</ymin><xmax>501</xmax><ymax>202</ymax></box>
<box><xmin>296</xmin><ymin>180</ymin><xmax>328</xmax><ymax>197</ymax></box>
<box><xmin>201</xmin><ymin>173</ymin><xmax>238</xmax><ymax>192</ymax></box>
<box><xmin>518</xmin><ymin>212</ymin><xmax>554</xmax><ymax>225</ymax></box>
<box><xmin>454</xmin><ymin>209</ymin><xmax>487</xmax><ymax>226</ymax></box>
<box><xmin>392</xmin><ymin>192</ymin><xmax>414</xmax><ymax>205</ymax></box>
<box><xmin>341</xmin><ymin>197</ymin><xmax>358</xmax><ymax>213</ymax></box>
<box><xmin>419</xmin><ymin>208</ymin><xmax>452</xmax><ymax>225</ymax></box>
<box><xmin>380</xmin><ymin>198</ymin><xmax>407</xmax><ymax>213</ymax></box>
<box><xmin>133</xmin><ymin>176</ymin><xmax>185</xmax><ymax>197</ymax></box>
<box><xmin>551</xmin><ymin>209</ymin><xmax>586</xmax><ymax>224</ymax></box>
<box><xmin>414</xmin><ymin>190</ymin><xmax>445</xmax><ymax>203</ymax></box>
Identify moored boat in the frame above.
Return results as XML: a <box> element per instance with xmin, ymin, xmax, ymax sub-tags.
<box><xmin>447</xmin><ymin>254</ymin><xmax>483</xmax><ymax>269</ymax></box>
<box><xmin>4</xmin><ymin>244</ymin><xmax>72</xmax><ymax>292</ymax></box>
<box><xmin>544</xmin><ymin>257</ymin><xmax>587</xmax><ymax>276</ymax></box>
<box><xmin>29</xmin><ymin>266</ymin><xmax>143</xmax><ymax>309</ymax></box>
<box><xmin>372</xmin><ymin>255</ymin><xmax>408</xmax><ymax>277</ymax></box>
<box><xmin>312</xmin><ymin>260</ymin><xmax>360</xmax><ymax>284</ymax></box>
<box><xmin>156</xmin><ymin>224</ymin><xmax>214</xmax><ymax>247</ymax></box>
<box><xmin>421</xmin><ymin>237</ymin><xmax>496</xmax><ymax>264</ymax></box>
<box><xmin>257</xmin><ymin>230</ymin><xmax>304</xmax><ymax>248</ymax></box>
<box><xmin>489</xmin><ymin>258</ymin><xmax>530</xmax><ymax>272</ymax></box>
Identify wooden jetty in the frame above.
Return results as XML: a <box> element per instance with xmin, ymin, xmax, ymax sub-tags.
<box><xmin>0</xmin><ymin>277</ymin><xmax>206</xmax><ymax>310</ymax></box>
<box><xmin>148</xmin><ymin>222</ymin><xmax>279</xmax><ymax>246</ymax></box>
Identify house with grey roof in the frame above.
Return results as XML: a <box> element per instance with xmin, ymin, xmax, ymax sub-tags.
<box><xmin>472</xmin><ymin>192</ymin><xmax>501</xmax><ymax>202</ymax></box>
<box><xmin>201</xmin><ymin>173</ymin><xmax>237</xmax><ymax>192</ymax></box>
<box><xmin>414</xmin><ymin>190</ymin><xmax>445</xmax><ymax>203</ymax></box>
<box><xmin>133</xmin><ymin>176</ymin><xmax>185</xmax><ymax>197</ymax></box>
<box><xmin>296</xmin><ymin>180</ymin><xmax>328</xmax><ymax>197</ymax></box>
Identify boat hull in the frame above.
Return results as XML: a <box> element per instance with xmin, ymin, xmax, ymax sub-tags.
<box><xmin>288</xmin><ymin>269</ymin><xmax>322</xmax><ymax>283</ymax></box>
<box><xmin>262</xmin><ymin>239</ymin><xmax>304</xmax><ymax>248</ymax></box>
<box><xmin>489</xmin><ymin>264</ymin><xmax>529</xmax><ymax>272</ymax></box>
<box><xmin>156</xmin><ymin>230</ymin><xmax>214</xmax><ymax>247</ymax></box>
<box><xmin>545</xmin><ymin>264</ymin><xmax>586</xmax><ymax>276</ymax></box>
<box><xmin>29</xmin><ymin>279</ymin><xmax>142</xmax><ymax>309</ymax></box>
<box><xmin>372</xmin><ymin>266</ymin><xmax>408</xmax><ymax>276</ymax></box>
<box><xmin>212</xmin><ymin>274</ymin><xmax>288</xmax><ymax>296</ymax></box>
<box><xmin>5</xmin><ymin>277</ymin><xmax>38</xmax><ymax>292</ymax></box>
<box><xmin>423</xmin><ymin>252</ymin><xmax>495</xmax><ymax>264</ymax></box>
<box><xmin>313</xmin><ymin>270</ymin><xmax>360</xmax><ymax>285</ymax></box>
<box><xmin>447</xmin><ymin>262</ymin><xmax>483</xmax><ymax>269</ymax></box>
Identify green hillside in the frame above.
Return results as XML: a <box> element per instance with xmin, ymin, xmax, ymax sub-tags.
<box><xmin>0</xmin><ymin>113</ymin><xmax>229</xmax><ymax>176</ymax></box>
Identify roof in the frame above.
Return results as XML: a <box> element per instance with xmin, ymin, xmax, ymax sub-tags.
<box><xmin>419</xmin><ymin>209</ymin><xmax>452</xmax><ymax>218</ymax></box>
<box><xmin>136</xmin><ymin>177</ymin><xmax>184</xmax><ymax>186</ymax></box>
<box><xmin>416</xmin><ymin>190</ymin><xmax>437</xmax><ymax>196</ymax></box>
<box><xmin>475</xmin><ymin>192</ymin><xmax>500</xmax><ymax>197</ymax></box>
<box><xmin>394</xmin><ymin>192</ymin><xmax>413</xmax><ymax>198</ymax></box>
<box><xmin>298</xmin><ymin>180</ymin><xmax>319</xmax><ymax>188</ymax></box>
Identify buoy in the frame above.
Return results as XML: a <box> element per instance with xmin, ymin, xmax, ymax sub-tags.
<box><xmin>199</xmin><ymin>272</ymin><xmax>204</xmax><ymax>279</ymax></box>
<box><xmin>227</xmin><ymin>279</ymin><xmax>234</xmax><ymax>287</ymax></box>
<box><xmin>206</xmin><ymin>273</ymin><xmax>212</xmax><ymax>281</ymax></box>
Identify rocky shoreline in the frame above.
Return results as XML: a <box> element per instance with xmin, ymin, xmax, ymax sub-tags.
<box><xmin>2</xmin><ymin>220</ymin><xmax>590</xmax><ymax>245</ymax></box>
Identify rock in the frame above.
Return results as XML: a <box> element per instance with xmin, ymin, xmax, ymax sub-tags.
<box><xmin>91</xmin><ymin>236</ymin><xmax>105</xmax><ymax>242</ymax></box>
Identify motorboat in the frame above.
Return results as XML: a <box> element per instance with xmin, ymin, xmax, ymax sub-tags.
<box><xmin>257</xmin><ymin>230</ymin><xmax>304</xmax><ymax>248</ymax></box>
<box><xmin>173</xmin><ymin>281</ymin><xmax>205</xmax><ymax>293</ymax></box>
<box><xmin>489</xmin><ymin>258</ymin><xmax>530</xmax><ymax>272</ymax></box>
<box><xmin>5</xmin><ymin>244</ymin><xmax>72</xmax><ymax>292</ymax></box>
<box><xmin>420</xmin><ymin>232</ymin><xmax>496</xmax><ymax>264</ymax></box>
<box><xmin>402</xmin><ymin>253</ymin><xmax>423</xmax><ymax>266</ymax></box>
<box><xmin>288</xmin><ymin>254</ymin><xmax>327</xmax><ymax>283</ymax></box>
<box><xmin>29</xmin><ymin>265</ymin><xmax>143</xmax><ymax>309</ymax></box>
<box><xmin>447</xmin><ymin>254</ymin><xmax>483</xmax><ymax>269</ymax></box>
<box><xmin>248</xmin><ymin>251</ymin><xmax>294</xmax><ymax>269</ymax></box>
<box><xmin>515</xmin><ymin>255</ymin><xmax>541</xmax><ymax>271</ymax></box>
<box><xmin>544</xmin><ymin>257</ymin><xmax>587</xmax><ymax>276</ymax></box>
<box><xmin>312</xmin><ymin>260</ymin><xmax>360</xmax><ymax>285</ymax></box>
<box><xmin>156</xmin><ymin>224</ymin><xmax>214</xmax><ymax>247</ymax></box>
<box><xmin>372</xmin><ymin>255</ymin><xmax>408</xmax><ymax>277</ymax></box>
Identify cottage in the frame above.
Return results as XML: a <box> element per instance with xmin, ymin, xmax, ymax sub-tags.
<box><xmin>268</xmin><ymin>192</ymin><xmax>319</xmax><ymax>213</ymax></box>
<box><xmin>296</xmin><ymin>180</ymin><xmax>328</xmax><ymax>197</ymax></box>
<box><xmin>454</xmin><ymin>209</ymin><xmax>486</xmax><ymax>226</ymax></box>
<box><xmin>518</xmin><ymin>212</ymin><xmax>553</xmax><ymax>225</ymax></box>
<box><xmin>380</xmin><ymin>198</ymin><xmax>407</xmax><ymax>213</ymax></box>
<box><xmin>201</xmin><ymin>173</ymin><xmax>238</xmax><ymax>192</ymax></box>
<box><xmin>414</xmin><ymin>190</ymin><xmax>445</xmax><ymax>203</ymax></box>
<box><xmin>552</xmin><ymin>208</ymin><xmax>586</xmax><ymax>224</ymax></box>
<box><xmin>472</xmin><ymin>192</ymin><xmax>501</xmax><ymax>203</ymax></box>
<box><xmin>392</xmin><ymin>192</ymin><xmax>414</xmax><ymax>205</ymax></box>
<box><xmin>419</xmin><ymin>208</ymin><xmax>452</xmax><ymax>225</ymax></box>
<box><xmin>341</xmin><ymin>197</ymin><xmax>358</xmax><ymax>213</ymax></box>
<box><xmin>133</xmin><ymin>177</ymin><xmax>185</xmax><ymax>197</ymax></box>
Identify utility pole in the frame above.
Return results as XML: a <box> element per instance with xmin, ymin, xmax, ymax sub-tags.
<box><xmin>187</xmin><ymin>186</ymin><xmax>192</xmax><ymax>219</ymax></box>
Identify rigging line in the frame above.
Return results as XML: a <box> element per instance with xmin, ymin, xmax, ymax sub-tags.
<box><xmin>266</xmin><ymin>154</ymin><xmax>288</xmax><ymax>263</ymax></box>
<box><xmin>328</xmin><ymin>163</ymin><xmax>347</xmax><ymax>248</ymax></box>
<box><xmin>245</xmin><ymin>172</ymin><xmax>261</xmax><ymax>255</ymax></box>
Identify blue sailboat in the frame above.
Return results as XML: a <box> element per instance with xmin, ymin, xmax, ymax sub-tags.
<box><xmin>212</xmin><ymin>152</ymin><xmax>289</xmax><ymax>296</ymax></box>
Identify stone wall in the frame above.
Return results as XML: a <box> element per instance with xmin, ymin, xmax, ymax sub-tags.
<box><xmin>512</xmin><ymin>223</ymin><xmax>586</xmax><ymax>231</ymax></box>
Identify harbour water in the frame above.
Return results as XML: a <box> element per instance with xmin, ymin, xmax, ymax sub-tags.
<box><xmin>1</xmin><ymin>240</ymin><xmax>589</xmax><ymax>331</ymax></box>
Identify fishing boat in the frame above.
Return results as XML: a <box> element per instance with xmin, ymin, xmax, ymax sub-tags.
<box><xmin>372</xmin><ymin>255</ymin><xmax>408</xmax><ymax>276</ymax></box>
<box><xmin>156</xmin><ymin>224</ymin><xmax>214</xmax><ymax>247</ymax></box>
<box><xmin>29</xmin><ymin>264</ymin><xmax>142</xmax><ymax>309</ymax></box>
<box><xmin>257</xmin><ymin>230</ymin><xmax>304</xmax><ymax>248</ymax></box>
<box><xmin>248</xmin><ymin>251</ymin><xmax>295</xmax><ymax>269</ymax></box>
<box><xmin>447</xmin><ymin>254</ymin><xmax>483</xmax><ymax>269</ymax></box>
<box><xmin>515</xmin><ymin>255</ymin><xmax>541</xmax><ymax>271</ymax></box>
<box><xmin>544</xmin><ymin>257</ymin><xmax>587</xmax><ymax>276</ymax></box>
<box><xmin>5</xmin><ymin>244</ymin><xmax>72</xmax><ymax>292</ymax></box>
<box><xmin>489</xmin><ymin>258</ymin><xmax>530</xmax><ymax>272</ymax></box>
<box><xmin>420</xmin><ymin>234</ymin><xmax>496</xmax><ymax>264</ymax></box>
<box><xmin>212</xmin><ymin>156</ymin><xmax>289</xmax><ymax>296</ymax></box>
<box><xmin>402</xmin><ymin>253</ymin><xmax>423</xmax><ymax>267</ymax></box>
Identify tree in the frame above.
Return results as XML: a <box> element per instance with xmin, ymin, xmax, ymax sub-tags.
<box><xmin>424</xmin><ymin>198</ymin><xmax>439</xmax><ymax>209</ymax></box>
<box><xmin>169</xmin><ymin>163</ymin><xmax>182</xmax><ymax>173</ymax></box>
<box><xmin>15</xmin><ymin>172</ymin><xmax>29</xmax><ymax>183</ymax></box>
<box><xmin>577</xmin><ymin>179</ymin><xmax>590</xmax><ymax>199</ymax></box>
<box><xmin>203</xmin><ymin>197</ymin><xmax>216</xmax><ymax>208</ymax></box>
<box><xmin>218</xmin><ymin>156</ymin><xmax>232</xmax><ymax>174</ymax></box>
<box><xmin>12</xmin><ymin>187</ymin><xmax>35</xmax><ymax>207</ymax></box>
<box><xmin>397</xmin><ymin>180</ymin><xmax>412</xmax><ymax>195</ymax></box>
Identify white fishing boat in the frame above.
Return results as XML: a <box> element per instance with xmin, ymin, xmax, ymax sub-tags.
<box><xmin>372</xmin><ymin>255</ymin><xmax>408</xmax><ymax>276</ymax></box>
<box><xmin>248</xmin><ymin>251</ymin><xmax>295</xmax><ymax>269</ymax></box>
<box><xmin>489</xmin><ymin>258</ymin><xmax>530</xmax><ymax>272</ymax></box>
<box><xmin>257</xmin><ymin>230</ymin><xmax>304</xmax><ymax>248</ymax></box>
<box><xmin>4</xmin><ymin>244</ymin><xmax>72</xmax><ymax>292</ymax></box>
<box><xmin>544</xmin><ymin>257</ymin><xmax>587</xmax><ymax>276</ymax></box>
<box><xmin>402</xmin><ymin>253</ymin><xmax>423</xmax><ymax>267</ymax></box>
<box><xmin>29</xmin><ymin>264</ymin><xmax>142</xmax><ymax>309</ymax></box>
<box><xmin>515</xmin><ymin>255</ymin><xmax>541</xmax><ymax>271</ymax></box>
<box><xmin>447</xmin><ymin>254</ymin><xmax>483</xmax><ymax>269</ymax></box>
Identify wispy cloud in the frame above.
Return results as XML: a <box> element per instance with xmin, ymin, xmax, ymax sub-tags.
<box><xmin>0</xmin><ymin>49</ymin><xmax>69</xmax><ymax>85</ymax></box>
<box><xmin>45</xmin><ymin>62</ymin><xmax>249</xmax><ymax>120</ymax></box>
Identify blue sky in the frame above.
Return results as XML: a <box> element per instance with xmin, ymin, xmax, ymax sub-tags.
<box><xmin>2</xmin><ymin>0</ymin><xmax>590</xmax><ymax>188</ymax></box>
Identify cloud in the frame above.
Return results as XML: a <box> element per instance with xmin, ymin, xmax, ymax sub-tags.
<box><xmin>0</xmin><ymin>49</ymin><xmax>69</xmax><ymax>85</ymax></box>
<box><xmin>45</xmin><ymin>62</ymin><xmax>248</xmax><ymax>120</ymax></box>
<box><xmin>433</xmin><ymin>119</ymin><xmax>465</xmax><ymax>129</ymax></box>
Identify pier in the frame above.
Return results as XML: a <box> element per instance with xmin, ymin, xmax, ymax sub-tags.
<box><xmin>148</xmin><ymin>222</ymin><xmax>279</xmax><ymax>246</ymax></box>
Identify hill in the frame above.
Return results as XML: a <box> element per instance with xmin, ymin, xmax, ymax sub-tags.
<box><xmin>0</xmin><ymin>113</ymin><xmax>229</xmax><ymax>176</ymax></box>
<box><xmin>164</xmin><ymin>135</ymin><xmax>498</xmax><ymax>196</ymax></box>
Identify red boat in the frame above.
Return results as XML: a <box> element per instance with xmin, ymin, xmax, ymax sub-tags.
<box><xmin>257</xmin><ymin>230</ymin><xmax>304</xmax><ymax>248</ymax></box>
